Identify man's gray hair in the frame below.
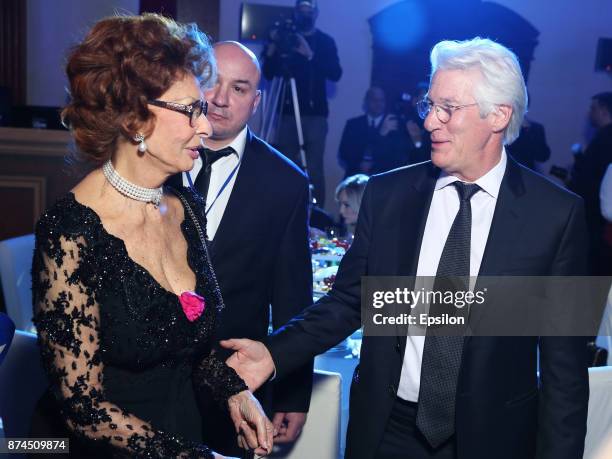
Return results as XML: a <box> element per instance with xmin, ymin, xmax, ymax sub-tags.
<box><xmin>430</xmin><ymin>37</ymin><xmax>527</xmax><ymax>145</ymax></box>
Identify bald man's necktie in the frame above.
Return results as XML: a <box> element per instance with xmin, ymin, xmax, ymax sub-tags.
<box><xmin>194</xmin><ymin>146</ymin><xmax>235</xmax><ymax>201</ymax></box>
<box><xmin>416</xmin><ymin>181</ymin><xmax>481</xmax><ymax>449</ymax></box>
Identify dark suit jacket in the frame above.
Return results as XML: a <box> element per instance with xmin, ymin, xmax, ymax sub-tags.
<box><xmin>569</xmin><ymin>124</ymin><xmax>612</xmax><ymax>275</ymax></box>
<box><xmin>506</xmin><ymin>120</ymin><xmax>551</xmax><ymax>171</ymax></box>
<box><xmin>339</xmin><ymin>114</ymin><xmax>429</xmax><ymax>177</ymax></box>
<box><xmin>338</xmin><ymin>115</ymin><xmax>384</xmax><ymax>177</ymax></box>
<box><xmin>268</xmin><ymin>157</ymin><xmax>589</xmax><ymax>459</ymax></box>
<box><xmin>168</xmin><ymin>129</ymin><xmax>313</xmax><ymax>449</ymax></box>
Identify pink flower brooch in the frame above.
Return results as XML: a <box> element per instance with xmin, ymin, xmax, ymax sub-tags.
<box><xmin>179</xmin><ymin>291</ymin><xmax>206</xmax><ymax>322</ymax></box>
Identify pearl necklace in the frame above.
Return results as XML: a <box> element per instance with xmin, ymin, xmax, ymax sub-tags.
<box><xmin>102</xmin><ymin>160</ymin><xmax>163</xmax><ymax>207</ymax></box>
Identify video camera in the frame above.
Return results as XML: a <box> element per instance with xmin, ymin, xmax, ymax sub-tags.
<box><xmin>393</xmin><ymin>92</ymin><xmax>422</xmax><ymax>125</ymax></box>
<box><xmin>268</xmin><ymin>18</ymin><xmax>299</xmax><ymax>57</ymax></box>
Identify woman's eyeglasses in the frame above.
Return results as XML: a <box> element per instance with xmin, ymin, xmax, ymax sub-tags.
<box><xmin>148</xmin><ymin>99</ymin><xmax>208</xmax><ymax>127</ymax></box>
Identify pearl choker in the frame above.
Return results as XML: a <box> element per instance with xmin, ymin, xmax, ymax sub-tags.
<box><xmin>102</xmin><ymin>160</ymin><xmax>163</xmax><ymax>207</ymax></box>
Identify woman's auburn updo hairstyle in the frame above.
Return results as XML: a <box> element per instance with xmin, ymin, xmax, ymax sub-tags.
<box><xmin>61</xmin><ymin>13</ymin><xmax>215</xmax><ymax>165</ymax></box>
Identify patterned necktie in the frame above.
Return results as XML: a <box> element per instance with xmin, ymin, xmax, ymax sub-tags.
<box><xmin>416</xmin><ymin>181</ymin><xmax>481</xmax><ymax>449</ymax></box>
<box><xmin>194</xmin><ymin>146</ymin><xmax>235</xmax><ymax>200</ymax></box>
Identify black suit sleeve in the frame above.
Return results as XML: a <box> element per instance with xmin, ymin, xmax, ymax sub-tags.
<box><xmin>266</xmin><ymin>179</ymin><xmax>374</xmax><ymax>379</ymax></box>
<box><xmin>313</xmin><ymin>34</ymin><xmax>342</xmax><ymax>82</ymax></box>
<box><xmin>261</xmin><ymin>44</ymin><xmax>282</xmax><ymax>80</ymax></box>
<box><xmin>529</xmin><ymin>122</ymin><xmax>551</xmax><ymax>163</ymax></box>
<box><xmin>269</xmin><ymin>178</ymin><xmax>314</xmax><ymax>413</ymax></box>
<box><xmin>537</xmin><ymin>197</ymin><xmax>589</xmax><ymax>459</ymax></box>
<box><xmin>338</xmin><ymin>120</ymin><xmax>360</xmax><ymax>174</ymax></box>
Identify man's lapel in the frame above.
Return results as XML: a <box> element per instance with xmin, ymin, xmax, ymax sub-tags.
<box><xmin>396</xmin><ymin>163</ymin><xmax>439</xmax><ymax>352</ymax></box>
<box><xmin>397</xmin><ymin>163</ymin><xmax>439</xmax><ymax>277</ymax></box>
<box><xmin>208</xmin><ymin>128</ymin><xmax>258</xmax><ymax>261</ymax></box>
<box><xmin>469</xmin><ymin>157</ymin><xmax>528</xmax><ymax>332</ymax></box>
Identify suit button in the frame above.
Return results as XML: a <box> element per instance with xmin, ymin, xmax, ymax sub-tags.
<box><xmin>388</xmin><ymin>384</ymin><xmax>396</xmax><ymax>396</ymax></box>
<box><xmin>395</xmin><ymin>342</ymin><xmax>402</xmax><ymax>353</ymax></box>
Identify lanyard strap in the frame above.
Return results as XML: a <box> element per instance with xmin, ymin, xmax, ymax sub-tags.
<box><xmin>185</xmin><ymin>158</ymin><xmax>241</xmax><ymax>216</ymax></box>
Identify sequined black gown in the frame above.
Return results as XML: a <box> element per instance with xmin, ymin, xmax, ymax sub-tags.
<box><xmin>30</xmin><ymin>188</ymin><xmax>247</xmax><ymax>458</ymax></box>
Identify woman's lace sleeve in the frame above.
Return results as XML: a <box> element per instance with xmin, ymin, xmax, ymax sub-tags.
<box><xmin>194</xmin><ymin>354</ymin><xmax>248</xmax><ymax>409</ymax></box>
<box><xmin>32</xmin><ymin>232</ymin><xmax>214</xmax><ymax>459</ymax></box>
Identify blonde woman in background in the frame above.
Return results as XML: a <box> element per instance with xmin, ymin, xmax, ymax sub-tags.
<box><xmin>335</xmin><ymin>174</ymin><xmax>369</xmax><ymax>237</ymax></box>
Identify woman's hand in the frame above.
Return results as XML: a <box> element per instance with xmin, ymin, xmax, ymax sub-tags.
<box><xmin>227</xmin><ymin>390</ymin><xmax>275</xmax><ymax>456</ymax></box>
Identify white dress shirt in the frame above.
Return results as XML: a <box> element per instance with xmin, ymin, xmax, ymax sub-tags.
<box><xmin>367</xmin><ymin>114</ymin><xmax>384</xmax><ymax>129</ymax></box>
<box><xmin>397</xmin><ymin>149</ymin><xmax>508</xmax><ymax>402</ymax></box>
<box><xmin>600</xmin><ymin>164</ymin><xmax>612</xmax><ymax>222</ymax></box>
<box><xmin>182</xmin><ymin>126</ymin><xmax>247</xmax><ymax>240</ymax></box>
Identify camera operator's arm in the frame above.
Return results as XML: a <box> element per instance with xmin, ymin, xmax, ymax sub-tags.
<box><xmin>306</xmin><ymin>33</ymin><xmax>342</xmax><ymax>82</ymax></box>
<box><xmin>379</xmin><ymin>114</ymin><xmax>398</xmax><ymax>137</ymax></box>
<box><xmin>294</xmin><ymin>34</ymin><xmax>314</xmax><ymax>60</ymax></box>
<box><xmin>406</xmin><ymin>120</ymin><xmax>423</xmax><ymax>147</ymax></box>
<box><xmin>262</xmin><ymin>41</ymin><xmax>283</xmax><ymax>80</ymax></box>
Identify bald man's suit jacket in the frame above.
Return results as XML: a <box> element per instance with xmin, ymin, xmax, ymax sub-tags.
<box><xmin>168</xmin><ymin>129</ymin><xmax>313</xmax><ymax>453</ymax></box>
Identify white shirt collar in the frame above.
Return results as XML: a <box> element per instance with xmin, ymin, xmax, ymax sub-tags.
<box><xmin>434</xmin><ymin>147</ymin><xmax>507</xmax><ymax>199</ymax></box>
<box><xmin>187</xmin><ymin>126</ymin><xmax>248</xmax><ymax>183</ymax></box>
<box><xmin>367</xmin><ymin>114</ymin><xmax>384</xmax><ymax>126</ymax></box>
<box><xmin>212</xmin><ymin>125</ymin><xmax>248</xmax><ymax>162</ymax></box>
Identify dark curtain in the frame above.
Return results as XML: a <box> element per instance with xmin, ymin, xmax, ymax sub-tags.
<box><xmin>0</xmin><ymin>0</ymin><xmax>27</xmax><ymax>106</ymax></box>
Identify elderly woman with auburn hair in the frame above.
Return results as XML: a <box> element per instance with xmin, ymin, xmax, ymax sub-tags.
<box><xmin>30</xmin><ymin>14</ymin><xmax>272</xmax><ymax>459</ymax></box>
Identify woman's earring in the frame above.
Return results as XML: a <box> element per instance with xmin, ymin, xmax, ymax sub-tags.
<box><xmin>134</xmin><ymin>133</ymin><xmax>147</xmax><ymax>152</ymax></box>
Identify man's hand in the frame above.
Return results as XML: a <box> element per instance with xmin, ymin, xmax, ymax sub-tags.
<box><xmin>294</xmin><ymin>34</ymin><xmax>314</xmax><ymax>60</ymax></box>
<box><xmin>228</xmin><ymin>390</ymin><xmax>275</xmax><ymax>456</ymax></box>
<box><xmin>272</xmin><ymin>412</ymin><xmax>308</xmax><ymax>443</ymax></box>
<box><xmin>379</xmin><ymin>114</ymin><xmax>398</xmax><ymax>136</ymax></box>
<box><xmin>406</xmin><ymin>120</ymin><xmax>423</xmax><ymax>145</ymax></box>
<box><xmin>222</xmin><ymin>339</ymin><xmax>275</xmax><ymax>391</ymax></box>
<box><xmin>359</xmin><ymin>159</ymin><xmax>374</xmax><ymax>174</ymax></box>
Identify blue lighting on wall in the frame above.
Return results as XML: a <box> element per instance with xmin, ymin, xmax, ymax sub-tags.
<box><xmin>373</xmin><ymin>1</ymin><xmax>426</xmax><ymax>51</ymax></box>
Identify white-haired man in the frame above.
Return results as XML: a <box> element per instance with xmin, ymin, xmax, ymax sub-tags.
<box><xmin>223</xmin><ymin>38</ymin><xmax>589</xmax><ymax>459</ymax></box>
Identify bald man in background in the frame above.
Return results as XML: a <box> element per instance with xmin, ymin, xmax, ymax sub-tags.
<box><xmin>168</xmin><ymin>42</ymin><xmax>313</xmax><ymax>457</ymax></box>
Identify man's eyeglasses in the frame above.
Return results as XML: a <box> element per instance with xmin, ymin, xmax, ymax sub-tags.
<box><xmin>148</xmin><ymin>99</ymin><xmax>208</xmax><ymax>127</ymax></box>
<box><xmin>416</xmin><ymin>98</ymin><xmax>479</xmax><ymax>123</ymax></box>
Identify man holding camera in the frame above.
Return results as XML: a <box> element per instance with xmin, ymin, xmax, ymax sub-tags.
<box><xmin>262</xmin><ymin>0</ymin><xmax>342</xmax><ymax>207</ymax></box>
<box><xmin>339</xmin><ymin>86</ymin><xmax>430</xmax><ymax>177</ymax></box>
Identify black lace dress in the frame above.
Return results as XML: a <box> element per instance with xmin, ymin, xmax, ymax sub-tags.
<box><xmin>30</xmin><ymin>188</ymin><xmax>247</xmax><ymax>458</ymax></box>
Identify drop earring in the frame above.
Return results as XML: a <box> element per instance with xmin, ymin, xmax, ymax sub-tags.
<box><xmin>134</xmin><ymin>133</ymin><xmax>147</xmax><ymax>152</ymax></box>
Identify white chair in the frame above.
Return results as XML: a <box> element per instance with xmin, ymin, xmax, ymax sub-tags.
<box><xmin>271</xmin><ymin>370</ymin><xmax>341</xmax><ymax>459</ymax></box>
<box><xmin>0</xmin><ymin>330</ymin><xmax>48</xmax><ymax>444</ymax></box>
<box><xmin>0</xmin><ymin>233</ymin><xmax>36</xmax><ymax>333</ymax></box>
<box><xmin>596</xmin><ymin>287</ymin><xmax>612</xmax><ymax>366</ymax></box>
<box><xmin>585</xmin><ymin>366</ymin><xmax>612</xmax><ymax>459</ymax></box>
